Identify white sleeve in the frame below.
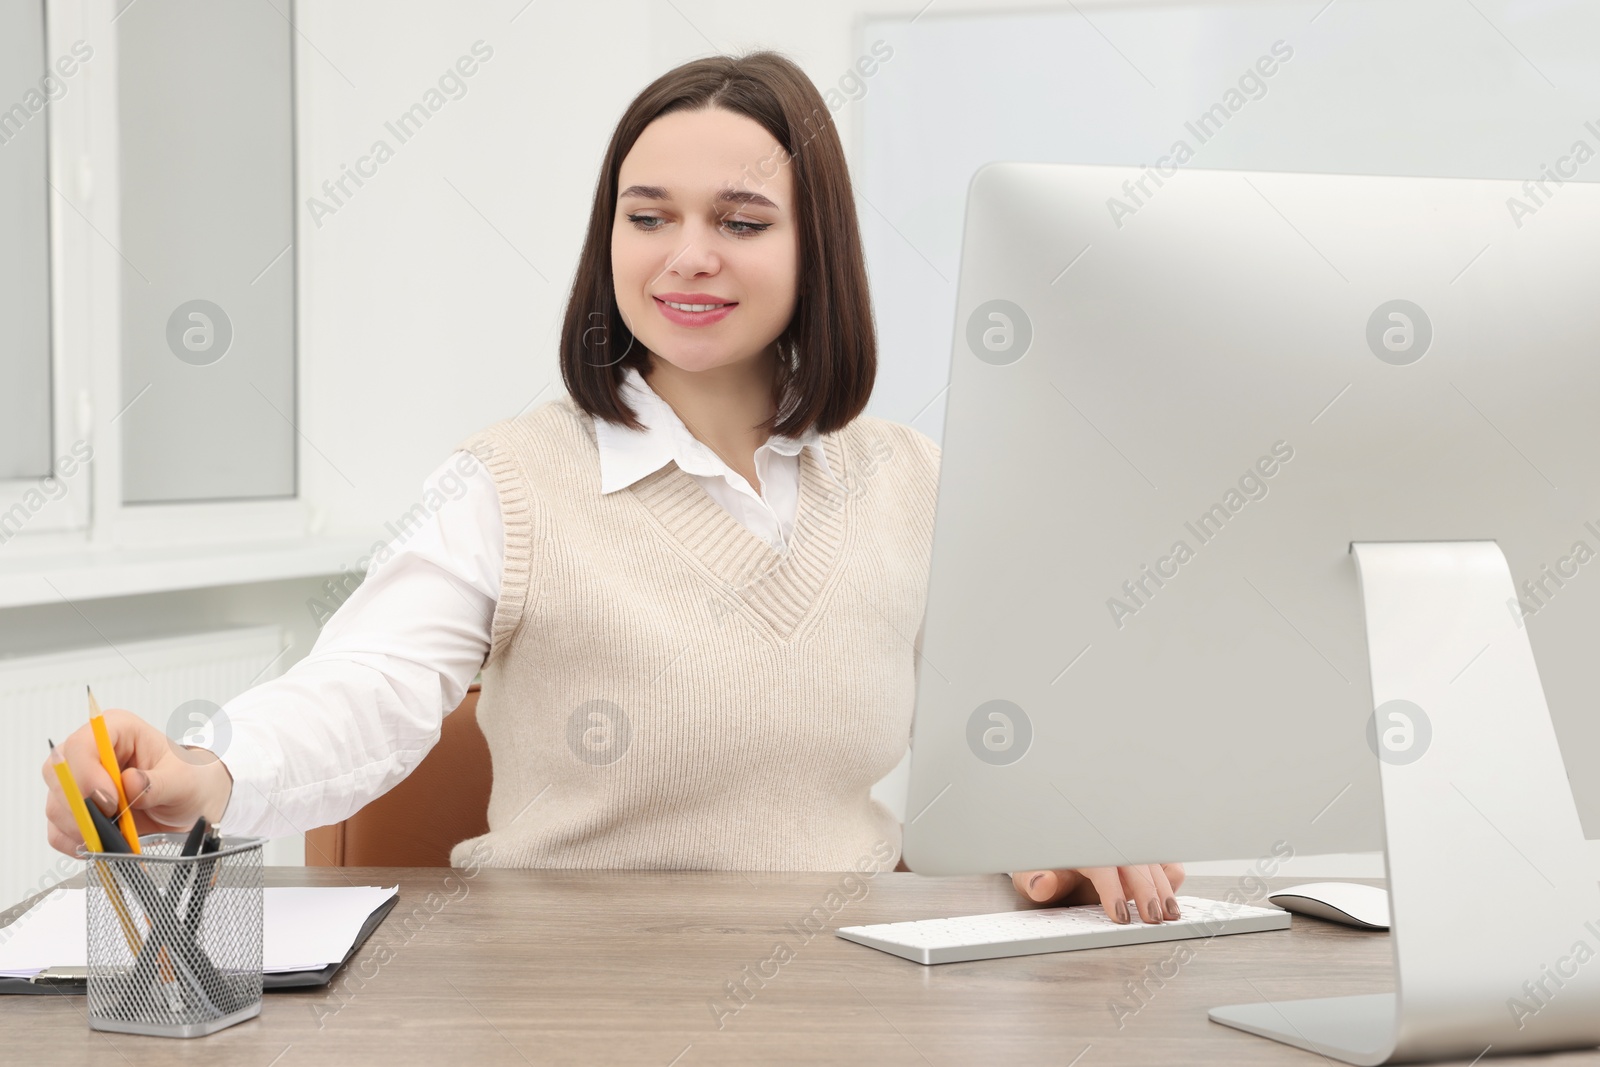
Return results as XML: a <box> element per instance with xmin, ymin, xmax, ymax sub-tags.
<box><xmin>200</xmin><ymin>450</ymin><xmax>505</xmax><ymax>839</ymax></box>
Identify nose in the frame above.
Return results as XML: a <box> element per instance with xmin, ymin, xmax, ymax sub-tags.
<box><xmin>657</xmin><ymin>219</ymin><xmax>723</xmax><ymax>282</ymax></box>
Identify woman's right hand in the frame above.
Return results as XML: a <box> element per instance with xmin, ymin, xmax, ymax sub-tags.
<box><xmin>1011</xmin><ymin>863</ymin><xmax>1186</xmax><ymax>924</ymax></box>
<box><xmin>41</xmin><ymin>707</ymin><xmax>234</xmax><ymax>856</ymax></box>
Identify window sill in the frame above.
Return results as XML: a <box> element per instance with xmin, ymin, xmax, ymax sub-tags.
<box><xmin>0</xmin><ymin>536</ymin><xmax>372</xmax><ymax>610</ymax></box>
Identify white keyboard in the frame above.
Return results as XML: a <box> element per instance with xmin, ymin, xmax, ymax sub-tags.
<box><xmin>835</xmin><ymin>895</ymin><xmax>1291</xmax><ymax>965</ymax></box>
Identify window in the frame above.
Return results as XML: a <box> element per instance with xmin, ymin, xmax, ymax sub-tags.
<box><xmin>1</xmin><ymin>0</ymin><xmax>301</xmax><ymax>550</ymax></box>
<box><xmin>115</xmin><ymin>0</ymin><xmax>296</xmax><ymax>505</ymax></box>
<box><xmin>0</xmin><ymin>1</ymin><xmax>56</xmax><ymax>496</ymax></box>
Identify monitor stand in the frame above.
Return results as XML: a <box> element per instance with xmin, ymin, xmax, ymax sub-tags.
<box><xmin>1209</xmin><ymin>540</ymin><xmax>1600</xmax><ymax>1065</ymax></box>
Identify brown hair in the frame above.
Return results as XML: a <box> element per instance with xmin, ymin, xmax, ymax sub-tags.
<box><xmin>559</xmin><ymin>50</ymin><xmax>875</xmax><ymax>437</ymax></box>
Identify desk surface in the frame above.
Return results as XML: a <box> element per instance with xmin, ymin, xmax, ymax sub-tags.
<box><xmin>3</xmin><ymin>869</ymin><xmax>1597</xmax><ymax>1066</ymax></box>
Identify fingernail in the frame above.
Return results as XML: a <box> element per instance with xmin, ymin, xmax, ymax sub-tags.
<box><xmin>1115</xmin><ymin>899</ymin><xmax>1129</xmax><ymax>924</ymax></box>
<box><xmin>1027</xmin><ymin>872</ymin><xmax>1050</xmax><ymax>900</ymax></box>
<box><xmin>1165</xmin><ymin>896</ymin><xmax>1180</xmax><ymax>920</ymax></box>
<box><xmin>1148</xmin><ymin>898</ymin><xmax>1163</xmax><ymax>923</ymax></box>
<box><xmin>93</xmin><ymin>789</ymin><xmax>115</xmax><ymax>813</ymax></box>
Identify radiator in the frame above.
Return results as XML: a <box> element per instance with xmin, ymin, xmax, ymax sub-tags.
<box><xmin>0</xmin><ymin>625</ymin><xmax>288</xmax><ymax>911</ymax></box>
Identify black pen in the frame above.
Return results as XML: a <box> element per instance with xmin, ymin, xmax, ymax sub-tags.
<box><xmin>185</xmin><ymin>826</ymin><xmax>224</xmax><ymax>944</ymax></box>
<box><xmin>168</xmin><ymin>815</ymin><xmax>209</xmax><ymax>908</ymax></box>
<box><xmin>180</xmin><ymin>815</ymin><xmax>209</xmax><ymax>857</ymax></box>
<box><xmin>85</xmin><ymin>801</ymin><xmax>132</xmax><ymax>854</ymax></box>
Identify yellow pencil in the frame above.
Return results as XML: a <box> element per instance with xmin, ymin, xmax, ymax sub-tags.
<box><xmin>48</xmin><ymin>739</ymin><xmax>101</xmax><ymax>853</ymax></box>
<box><xmin>49</xmin><ymin>740</ymin><xmax>143</xmax><ymax>956</ymax></box>
<box><xmin>87</xmin><ymin>686</ymin><xmax>142</xmax><ymax>854</ymax></box>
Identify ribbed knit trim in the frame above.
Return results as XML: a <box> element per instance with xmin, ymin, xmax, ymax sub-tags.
<box><xmin>626</xmin><ymin>432</ymin><xmax>850</xmax><ymax>640</ymax></box>
<box><xmin>456</xmin><ymin>430</ymin><xmax>537</xmax><ymax>663</ymax></box>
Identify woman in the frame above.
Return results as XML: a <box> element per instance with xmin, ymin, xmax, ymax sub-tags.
<box><xmin>42</xmin><ymin>51</ymin><xmax>1183</xmax><ymax>925</ymax></box>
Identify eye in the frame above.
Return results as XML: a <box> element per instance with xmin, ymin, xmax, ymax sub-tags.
<box><xmin>624</xmin><ymin>213</ymin><xmax>771</xmax><ymax>236</ymax></box>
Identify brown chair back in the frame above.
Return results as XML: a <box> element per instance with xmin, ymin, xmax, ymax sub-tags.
<box><xmin>305</xmin><ymin>684</ymin><xmax>491</xmax><ymax>866</ymax></box>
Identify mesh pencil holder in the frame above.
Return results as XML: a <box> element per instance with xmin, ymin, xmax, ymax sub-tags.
<box><xmin>79</xmin><ymin>833</ymin><xmax>265</xmax><ymax>1038</ymax></box>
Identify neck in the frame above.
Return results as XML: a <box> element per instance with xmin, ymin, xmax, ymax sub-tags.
<box><xmin>641</xmin><ymin>349</ymin><xmax>779</xmax><ymax>469</ymax></box>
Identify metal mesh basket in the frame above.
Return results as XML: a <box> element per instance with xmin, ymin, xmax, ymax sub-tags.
<box><xmin>82</xmin><ymin>833</ymin><xmax>264</xmax><ymax>1038</ymax></box>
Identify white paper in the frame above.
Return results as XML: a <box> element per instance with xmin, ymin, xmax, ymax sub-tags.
<box><xmin>0</xmin><ymin>885</ymin><xmax>399</xmax><ymax>977</ymax></box>
<box><xmin>0</xmin><ymin>889</ymin><xmax>80</xmax><ymax>977</ymax></box>
<box><xmin>261</xmin><ymin>886</ymin><xmax>399</xmax><ymax>972</ymax></box>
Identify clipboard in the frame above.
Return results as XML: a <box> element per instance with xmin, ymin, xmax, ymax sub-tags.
<box><xmin>0</xmin><ymin>891</ymin><xmax>399</xmax><ymax>995</ymax></box>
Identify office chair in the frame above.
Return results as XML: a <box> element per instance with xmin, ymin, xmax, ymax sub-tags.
<box><xmin>304</xmin><ymin>684</ymin><xmax>491</xmax><ymax>866</ymax></box>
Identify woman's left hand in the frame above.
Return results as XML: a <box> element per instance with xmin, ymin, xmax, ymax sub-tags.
<box><xmin>1010</xmin><ymin>863</ymin><xmax>1186</xmax><ymax>924</ymax></box>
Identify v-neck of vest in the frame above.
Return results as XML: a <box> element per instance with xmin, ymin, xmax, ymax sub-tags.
<box><xmin>625</xmin><ymin>431</ymin><xmax>849</xmax><ymax>638</ymax></box>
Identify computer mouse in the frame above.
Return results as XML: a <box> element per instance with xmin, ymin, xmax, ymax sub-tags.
<box><xmin>1266</xmin><ymin>882</ymin><xmax>1390</xmax><ymax>930</ymax></box>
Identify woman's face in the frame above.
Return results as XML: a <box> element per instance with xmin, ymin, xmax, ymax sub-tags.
<box><xmin>611</xmin><ymin>106</ymin><xmax>797</xmax><ymax>377</ymax></box>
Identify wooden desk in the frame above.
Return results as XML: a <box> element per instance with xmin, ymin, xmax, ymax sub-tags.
<box><xmin>3</xmin><ymin>870</ymin><xmax>1597</xmax><ymax>1066</ymax></box>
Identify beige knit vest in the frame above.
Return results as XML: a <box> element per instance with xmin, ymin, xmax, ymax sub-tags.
<box><xmin>446</xmin><ymin>394</ymin><xmax>940</xmax><ymax>870</ymax></box>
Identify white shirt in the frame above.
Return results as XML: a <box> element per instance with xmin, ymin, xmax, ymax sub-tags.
<box><xmin>210</xmin><ymin>367</ymin><xmax>846</xmax><ymax>838</ymax></box>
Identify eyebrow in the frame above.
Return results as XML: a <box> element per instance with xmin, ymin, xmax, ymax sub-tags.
<box><xmin>618</xmin><ymin>184</ymin><xmax>782</xmax><ymax>211</ymax></box>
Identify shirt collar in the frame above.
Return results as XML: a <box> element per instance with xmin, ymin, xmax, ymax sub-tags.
<box><xmin>592</xmin><ymin>365</ymin><xmax>845</xmax><ymax>495</ymax></box>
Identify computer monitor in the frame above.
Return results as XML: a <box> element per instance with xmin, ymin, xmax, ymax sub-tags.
<box><xmin>902</xmin><ymin>162</ymin><xmax>1600</xmax><ymax>1063</ymax></box>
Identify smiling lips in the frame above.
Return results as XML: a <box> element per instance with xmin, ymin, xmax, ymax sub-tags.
<box><xmin>654</xmin><ymin>293</ymin><xmax>737</xmax><ymax>327</ymax></box>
